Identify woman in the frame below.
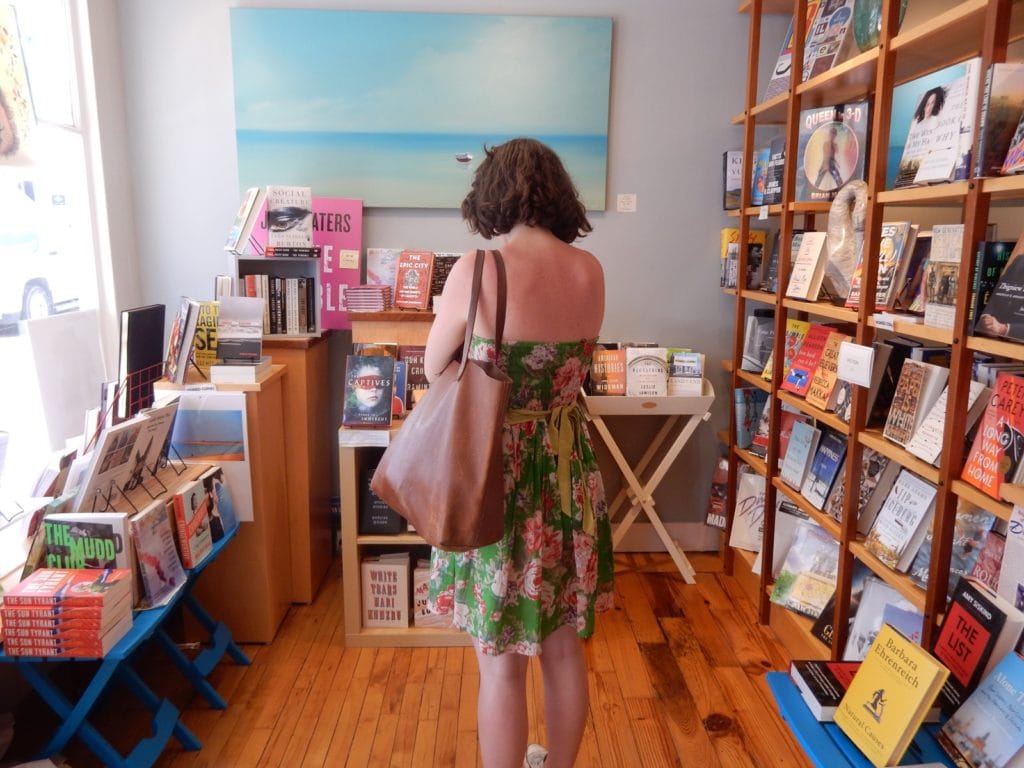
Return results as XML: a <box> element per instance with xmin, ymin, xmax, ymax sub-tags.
<box><xmin>426</xmin><ymin>138</ymin><xmax>613</xmax><ymax>768</ymax></box>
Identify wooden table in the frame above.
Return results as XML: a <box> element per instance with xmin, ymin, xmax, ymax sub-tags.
<box><xmin>582</xmin><ymin>382</ymin><xmax>716</xmax><ymax>584</ymax></box>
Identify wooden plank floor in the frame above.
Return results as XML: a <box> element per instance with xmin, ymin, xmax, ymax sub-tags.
<box><xmin>7</xmin><ymin>553</ymin><xmax>814</xmax><ymax>767</ymax></box>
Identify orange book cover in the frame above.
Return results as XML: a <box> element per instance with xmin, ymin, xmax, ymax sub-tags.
<box><xmin>805</xmin><ymin>331</ymin><xmax>850</xmax><ymax>410</ymax></box>
<box><xmin>589</xmin><ymin>349</ymin><xmax>626</xmax><ymax>395</ymax></box>
<box><xmin>780</xmin><ymin>324</ymin><xmax>833</xmax><ymax>397</ymax></box>
<box><xmin>961</xmin><ymin>371</ymin><xmax>1024</xmax><ymax>500</ymax></box>
<box><xmin>393</xmin><ymin>250</ymin><xmax>435</xmax><ymax>310</ymax></box>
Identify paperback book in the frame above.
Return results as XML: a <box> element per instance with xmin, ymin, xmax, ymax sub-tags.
<box><xmin>171</xmin><ymin>477</ymin><xmax>214</xmax><ymax>569</ymax></box>
<box><xmin>961</xmin><ymin>371</ymin><xmax>1024</xmax><ymax>500</ymax></box>
<box><xmin>265</xmin><ymin>185</ymin><xmax>314</xmax><ymax>248</ymax></box>
<box><xmin>864</xmin><ymin>469</ymin><xmax>938</xmax><ymax>572</ymax></box>
<box><xmin>768</xmin><ymin>517</ymin><xmax>839</xmax><ymax>619</ymax></box>
<box><xmin>129</xmin><ymin>499</ymin><xmax>186</xmax><ymax>609</ymax></box>
<box><xmin>794</xmin><ymin>101</ymin><xmax>869</xmax><ymax>203</ymax></box>
<box><xmin>342</xmin><ymin>355</ymin><xmax>395</xmax><ymax>429</ymax></box>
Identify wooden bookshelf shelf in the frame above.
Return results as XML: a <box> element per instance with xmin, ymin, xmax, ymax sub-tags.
<box><xmin>780</xmin><ymin>297</ymin><xmax>858</xmax><ymax>323</ymax></box>
<box><xmin>736</xmin><ymin>446</ymin><xmax>767</xmax><ymax>476</ymax></box>
<box><xmin>750</xmin><ymin>91</ymin><xmax>789</xmax><ymax>124</ymax></box>
<box><xmin>848</xmin><ymin>541</ymin><xmax>927</xmax><ymax>613</ymax></box>
<box><xmin>996</xmin><ymin>482</ymin><xmax>1024</xmax><ymax>514</ymax></box>
<box><xmin>982</xmin><ymin>174</ymin><xmax>1024</xmax><ymax>200</ymax></box>
<box><xmin>857</xmin><ymin>430</ymin><xmax>941</xmax><ymax>485</ymax></box>
<box><xmin>773</xmin><ymin>478</ymin><xmax>841</xmax><ymax>542</ymax></box>
<box><xmin>951</xmin><ymin>479</ymin><xmax>1014</xmax><ymax>522</ymax></box>
<box><xmin>742</xmin><ymin>205</ymin><xmax>784</xmax><ymax>217</ymax></box>
<box><xmin>868</xmin><ymin>318</ymin><xmax>954</xmax><ymax>345</ymax></box>
<box><xmin>740</xmin><ymin>289</ymin><xmax>779</xmax><ymax>305</ymax></box>
<box><xmin>796</xmin><ymin>47</ymin><xmax>878</xmax><ymax>108</ymax></box>
<box><xmin>966</xmin><ymin>333</ymin><xmax>1024</xmax><ymax>361</ymax></box>
<box><xmin>777</xmin><ymin>390</ymin><xmax>850</xmax><ymax>435</ymax></box>
<box><xmin>875</xmin><ymin>180</ymin><xmax>970</xmax><ymax>206</ymax></box>
<box><xmin>737</xmin><ymin>368</ymin><xmax>771</xmax><ymax>392</ymax></box>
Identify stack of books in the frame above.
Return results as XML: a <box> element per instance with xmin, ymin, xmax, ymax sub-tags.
<box><xmin>1</xmin><ymin>568</ymin><xmax>134</xmax><ymax>657</ymax></box>
<box><xmin>346</xmin><ymin>285</ymin><xmax>393</xmax><ymax>312</ymax></box>
<box><xmin>210</xmin><ymin>295</ymin><xmax>268</xmax><ymax>384</ymax></box>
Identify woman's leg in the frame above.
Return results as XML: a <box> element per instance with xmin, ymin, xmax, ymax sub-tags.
<box><xmin>475</xmin><ymin>643</ymin><xmax>530</xmax><ymax>768</ymax></box>
<box><xmin>538</xmin><ymin>625</ymin><xmax>589</xmax><ymax>768</ymax></box>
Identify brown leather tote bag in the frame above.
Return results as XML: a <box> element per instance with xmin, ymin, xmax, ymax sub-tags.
<box><xmin>370</xmin><ymin>249</ymin><xmax>511</xmax><ymax>551</ymax></box>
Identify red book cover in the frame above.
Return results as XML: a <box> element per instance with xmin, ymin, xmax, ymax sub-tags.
<box><xmin>961</xmin><ymin>372</ymin><xmax>1024</xmax><ymax>499</ymax></box>
<box><xmin>968</xmin><ymin>530</ymin><xmax>1005</xmax><ymax>591</ymax></box>
<box><xmin>781</xmin><ymin>324</ymin><xmax>833</xmax><ymax>397</ymax></box>
<box><xmin>393</xmin><ymin>250</ymin><xmax>435</xmax><ymax>310</ymax></box>
<box><xmin>1</xmin><ymin>615</ymin><xmax>114</xmax><ymax>633</ymax></box>
<box><xmin>1</xmin><ymin>568</ymin><xmax>132</xmax><ymax>607</ymax></box>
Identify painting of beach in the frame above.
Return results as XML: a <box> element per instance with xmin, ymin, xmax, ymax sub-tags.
<box><xmin>229</xmin><ymin>10</ymin><xmax>612</xmax><ymax>209</ymax></box>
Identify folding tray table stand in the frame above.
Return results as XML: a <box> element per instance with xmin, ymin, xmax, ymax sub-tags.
<box><xmin>582</xmin><ymin>380</ymin><xmax>715</xmax><ymax>584</ymax></box>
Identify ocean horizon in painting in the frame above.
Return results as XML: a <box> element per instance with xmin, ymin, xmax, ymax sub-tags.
<box><xmin>230</xmin><ymin>9</ymin><xmax>612</xmax><ymax>209</ymax></box>
<box><xmin>236</xmin><ymin>130</ymin><xmax>608</xmax><ymax>210</ymax></box>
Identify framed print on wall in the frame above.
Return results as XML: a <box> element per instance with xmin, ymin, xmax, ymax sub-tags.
<box><xmin>229</xmin><ymin>9</ymin><xmax>612</xmax><ymax>210</ymax></box>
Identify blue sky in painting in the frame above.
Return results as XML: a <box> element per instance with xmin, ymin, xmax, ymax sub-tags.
<box><xmin>229</xmin><ymin>9</ymin><xmax>611</xmax><ymax>137</ymax></box>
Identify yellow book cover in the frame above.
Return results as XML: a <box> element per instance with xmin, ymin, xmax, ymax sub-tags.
<box><xmin>192</xmin><ymin>300</ymin><xmax>219</xmax><ymax>376</ymax></box>
<box><xmin>805</xmin><ymin>331</ymin><xmax>850</xmax><ymax>410</ymax></box>
<box><xmin>763</xmin><ymin>318</ymin><xmax>811</xmax><ymax>382</ymax></box>
<box><xmin>834</xmin><ymin>623</ymin><xmax>949</xmax><ymax>768</ymax></box>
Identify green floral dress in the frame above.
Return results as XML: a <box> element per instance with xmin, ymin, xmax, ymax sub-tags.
<box><xmin>428</xmin><ymin>337</ymin><xmax>614</xmax><ymax>656</ymax></box>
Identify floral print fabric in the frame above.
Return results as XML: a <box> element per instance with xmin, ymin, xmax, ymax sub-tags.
<box><xmin>428</xmin><ymin>337</ymin><xmax>614</xmax><ymax>655</ymax></box>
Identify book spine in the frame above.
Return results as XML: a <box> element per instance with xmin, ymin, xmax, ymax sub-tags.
<box><xmin>263</xmin><ymin>246</ymin><xmax>322</xmax><ymax>258</ymax></box>
<box><xmin>968</xmin><ymin>242</ymin><xmax>984</xmax><ymax>322</ymax></box>
<box><xmin>973</xmin><ymin>63</ymin><xmax>995</xmax><ymax>178</ymax></box>
<box><xmin>307</xmin><ymin>277</ymin><xmax>317</xmax><ymax>332</ymax></box>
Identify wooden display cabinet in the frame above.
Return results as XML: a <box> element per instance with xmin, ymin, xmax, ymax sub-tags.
<box><xmin>263</xmin><ymin>333</ymin><xmax>334</xmax><ymax>603</ymax></box>
<box><xmin>723</xmin><ymin>0</ymin><xmax>1024</xmax><ymax>672</ymax></box>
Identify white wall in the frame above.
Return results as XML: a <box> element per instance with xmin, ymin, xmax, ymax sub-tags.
<box><xmin>112</xmin><ymin>0</ymin><xmax>789</xmax><ymax>530</ymax></box>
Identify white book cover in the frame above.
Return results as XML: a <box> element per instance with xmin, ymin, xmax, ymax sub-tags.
<box><xmin>752</xmin><ymin>499</ymin><xmax>808</xmax><ymax>578</ymax></box>
<box><xmin>265</xmin><ymin>185</ymin><xmax>313</xmax><ymax>248</ymax></box>
<box><xmin>768</xmin><ymin>518</ymin><xmax>839</xmax><ymax>619</ymax></box>
<box><xmin>412</xmin><ymin>560</ymin><xmax>449</xmax><ymax>628</ymax></box>
<box><xmin>780</xmin><ymin>421</ymin><xmax>821</xmax><ymax>490</ymax></box>
<box><xmin>122</xmin><ymin>397</ymin><xmax>179</xmax><ymax>493</ymax></box>
<box><xmin>864</xmin><ymin>469</ymin><xmax>938</xmax><ymax>571</ymax></box>
<box><xmin>72</xmin><ymin>417</ymin><xmax>148</xmax><ymax>513</ymax></box>
<box><xmin>842</xmin><ymin>575</ymin><xmax>921</xmax><ymax>661</ymax></box>
<box><xmin>923</xmin><ymin>223</ymin><xmax>964</xmax><ymax>329</ymax></box>
<box><xmin>365</xmin><ymin>248</ymin><xmax>402</xmax><ymax>289</ymax></box>
<box><xmin>785</xmin><ymin>231</ymin><xmax>829</xmax><ymax>300</ymax></box>
<box><xmin>905</xmin><ymin>379</ymin><xmax>988</xmax><ymax>465</ymax></box>
<box><xmin>882</xmin><ymin>359</ymin><xmax>950</xmax><ymax>447</ymax></box>
<box><xmin>728</xmin><ymin>471</ymin><xmax>765</xmax><ymax>552</ymax></box>
<box><xmin>625</xmin><ymin>347</ymin><xmax>668</xmax><ymax>397</ymax></box>
<box><xmin>129</xmin><ymin>499</ymin><xmax>186</xmax><ymax>608</ymax></box>
<box><xmin>361</xmin><ymin>554</ymin><xmax>409</xmax><ymax>629</ymax></box>
<box><xmin>997</xmin><ymin>504</ymin><xmax>1024</xmax><ymax>606</ymax></box>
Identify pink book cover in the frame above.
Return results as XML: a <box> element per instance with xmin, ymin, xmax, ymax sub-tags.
<box><xmin>246</xmin><ymin>196</ymin><xmax>363</xmax><ymax>331</ymax></box>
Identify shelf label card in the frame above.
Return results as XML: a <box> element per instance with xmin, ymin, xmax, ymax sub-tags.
<box><xmin>837</xmin><ymin>341</ymin><xmax>873</xmax><ymax>387</ymax></box>
<box><xmin>339</xmin><ymin>249</ymin><xmax>359</xmax><ymax>270</ymax></box>
<box><xmin>758</xmin><ymin>205</ymin><xmax>769</xmax><ymax>220</ymax></box>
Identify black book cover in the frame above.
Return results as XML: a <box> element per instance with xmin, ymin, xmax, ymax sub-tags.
<box><xmin>358</xmin><ymin>448</ymin><xmax>404</xmax><ymax>535</ymax></box>
<box><xmin>976</xmin><ymin>252</ymin><xmax>1024</xmax><ymax>342</ymax></box>
<box><xmin>117</xmin><ymin>303</ymin><xmax>165</xmax><ymax>420</ymax></box>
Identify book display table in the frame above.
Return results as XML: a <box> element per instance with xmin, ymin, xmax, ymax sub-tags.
<box><xmin>582</xmin><ymin>382</ymin><xmax>715</xmax><ymax>585</ymax></box>
<box><xmin>0</xmin><ymin>467</ymin><xmax>250</xmax><ymax>768</ymax></box>
<box><xmin>767</xmin><ymin>672</ymin><xmax>955</xmax><ymax>768</ymax></box>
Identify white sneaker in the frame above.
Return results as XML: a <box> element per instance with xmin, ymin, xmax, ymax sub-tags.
<box><xmin>523</xmin><ymin>743</ymin><xmax>548</xmax><ymax>767</ymax></box>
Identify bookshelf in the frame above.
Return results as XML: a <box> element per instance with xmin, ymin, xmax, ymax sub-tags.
<box><xmin>236</xmin><ymin>255</ymin><xmax>321</xmax><ymax>338</ymax></box>
<box><xmin>340</xmin><ymin>312</ymin><xmax>470</xmax><ymax>647</ymax></box>
<box><xmin>724</xmin><ymin>0</ymin><xmax>1024</xmax><ymax>682</ymax></box>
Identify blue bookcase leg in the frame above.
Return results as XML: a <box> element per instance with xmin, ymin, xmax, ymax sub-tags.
<box><xmin>115</xmin><ymin>663</ymin><xmax>200</xmax><ymax>751</ymax></box>
<box><xmin>155</xmin><ymin>627</ymin><xmax>228</xmax><ymax>710</ymax></box>
<box><xmin>184</xmin><ymin>592</ymin><xmax>251</xmax><ymax>666</ymax></box>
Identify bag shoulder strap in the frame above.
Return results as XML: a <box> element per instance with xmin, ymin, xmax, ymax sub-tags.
<box><xmin>458</xmin><ymin>249</ymin><xmax>507</xmax><ymax>378</ymax></box>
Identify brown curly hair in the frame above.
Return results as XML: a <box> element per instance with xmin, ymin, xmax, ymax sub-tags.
<box><xmin>461</xmin><ymin>138</ymin><xmax>592</xmax><ymax>244</ymax></box>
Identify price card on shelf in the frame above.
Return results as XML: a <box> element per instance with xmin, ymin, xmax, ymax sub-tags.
<box><xmin>837</xmin><ymin>341</ymin><xmax>873</xmax><ymax>387</ymax></box>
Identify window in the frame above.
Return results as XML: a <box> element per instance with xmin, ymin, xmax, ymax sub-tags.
<box><xmin>0</xmin><ymin>0</ymin><xmax>103</xmax><ymax>494</ymax></box>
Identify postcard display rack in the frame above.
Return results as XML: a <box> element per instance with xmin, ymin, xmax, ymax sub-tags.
<box><xmin>0</xmin><ymin>462</ymin><xmax>251</xmax><ymax>768</ymax></box>
<box><xmin>724</xmin><ymin>1</ymin><xmax>1024</xmax><ymax>765</ymax></box>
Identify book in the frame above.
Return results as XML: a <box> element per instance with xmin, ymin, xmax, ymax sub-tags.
<box><xmin>768</xmin><ymin>518</ymin><xmax>839</xmax><ymax>619</ymax></box>
<box><xmin>932</xmin><ymin>576</ymin><xmax>1024</xmax><ymax>717</ymax></box>
<box><xmin>191</xmin><ymin>300</ymin><xmax>218</xmax><ymax>377</ymax></box>
<box><xmin>722</xmin><ymin>149</ymin><xmax>743</xmax><ymax>210</ymax></box>
<box><xmin>749</xmin><ymin>394</ymin><xmax>775</xmax><ymax>459</ymax></box>
<box><xmin>216</xmin><ymin>295</ymin><xmax>264</xmax><ymax>361</ymax></box>
<box><xmin>855</xmin><ymin>447</ymin><xmax>903</xmax><ymax>535</ymax></box>
<box><xmin>864</xmin><ymin>469</ymin><xmax>938</xmax><ymax>572</ymax></box>
<box><xmin>116</xmin><ymin>303</ymin><xmax>166</xmax><ymax>421</ymax></box>
<box><xmin>938</xmin><ymin>651</ymin><xmax>1024</xmax><ymax>768</ymax></box>
<box><xmin>200</xmin><ymin>465</ymin><xmax>237</xmax><ymax>539</ymax></box>
<box><xmin>970</xmin><ymin>529</ymin><xmax>1005</xmax><ymax>594</ymax></box>
<box><xmin>729</xmin><ymin>471</ymin><xmax>765</xmax><ymax>552</ymax></box>
<box><xmin>667</xmin><ymin>351</ymin><xmax>704</xmax><ymax>396</ymax></box>
<box><xmin>881</xmin><ymin>359</ymin><xmax>949</xmax><ymax>447</ymax></box>
<box><xmin>999</xmin><ymin>504</ymin><xmax>1024</xmax><ymax>607</ymax></box>
<box><xmin>867</xmin><ymin>337</ymin><xmax>918</xmax><ymax>428</ymax></box>
<box><xmin>129</xmin><ymin>499</ymin><xmax>186</xmax><ymax>608</ymax></box>
<box><xmin>430</xmin><ymin>252</ymin><xmax>461</xmax><ymax>298</ymax></box>
<box><xmin>908</xmin><ymin>500</ymin><xmax>997</xmax><ymax>600</ymax></box>
<box><xmin>1002</xmin><ymin>108</ymin><xmax>1024</xmax><ymax>174</ymax></box>
<box><xmin>589</xmin><ymin>347</ymin><xmax>627</xmax><ymax>396</ymax></box>
<box><xmin>365</xmin><ymin>247</ymin><xmax>402</xmax><ymax>291</ymax></box>
<box><xmin>894</xmin><ymin>230</ymin><xmax>932</xmax><ymax>311</ymax></box>
<box><xmin>905</xmin><ymin>379</ymin><xmax>988</xmax><ymax>466</ymax></box>
<box><xmin>794</xmin><ymin>101</ymin><xmax>869</xmax><ymax>203</ymax></box>
<box><xmin>1</xmin><ymin>610</ymin><xmax>133</xmax><ymax>657</ymax></box>
<box><xmin>765</xmin><ymin>318</ymin><xmax>811</xmax><ymax>383</ymax></box>
<box><xmin>393</xmin><ymin>250</ymin><xmax>435</xmax><ymax>310</ymax></box>
<box><xmin>804</xmin><ymin>330</ymin><xmax>851</xmax><ymax>411</ymax></box>
<box><xmin>163</xmin><ymin>296</ymin><xmax>201</xmax><ymax>384</ymax></box>
<box><xmin>962</xmin><ymin>371</ymin><xmax>1024</xmax><ymax>500</ymax></box>
<box><xmin>42</xmin><ymin>512</ymin><xmax>133</xmax><ymax>574</ymax></box>
<box><xmin>209</xmin><ymin>355</ymin><xmax>272</xmax><ymax>384</ymax></box>
<box><xmin>1</xmin><ymin>568</ymin><xmax>133</xmax><ymax>608</ymax></box>
<box><xmin>412</xmin><ymin>558</ymin><xmax>450</xmax><ymax>628</ymax></box>
<box><xmin>361</xmin><ymin>553</ymin><xmax>410</xmax><ymax>629</ymax></box>
<box><xmin>342</xmin><ymin>354</ymin><xmax>395</xmax><ymax>428</ymax></box>
<box><xmin>801</xmin><ymin>0</ymin><xmax>856</xmax><ymax>82</ymax></box>
<box><xmin>974</xmin><ymin>62</ymin><xmax>1024</xmax><ymax>178</ymax></box>
<box><xmin>784</xmin><ymin>230</ymin><xmax>829</xmax><ymax>300</ymax></box>
<box><xmin>843</xmin><ymin>575</ymin><xmax>922</xmax><ymax>661</ymax></box>
<box><xmin>800</xmin><ymin>429</ymin><xmax>847</xmax><ymax>510</ymax></box>
<box><xmin>626</xmin><ymin>347</ymin><xmax>668</xmax><ymax>397</ymax></box>
<box><xmin>781</xmin><ymin>323</ymin><xmax>835</xmax><ymax>397</ymax></box>
<box><xmin>753</xmin><ymin>498</ymin><xmax>809</xmax><ymax>578</ymax></box>
<box><xmin>704</xmin><ymin>456</ymin><xmax>729</xmax><ymax>530</ymax></box>
<box><xmin>762</xmin><ymin>2</ymin><xmax>822</xmax><ymax>101</ymax></box>
<box><xmin>779</xmin><ymin>420</ymin><xmax>821</xmax><ymax>490</ymax></box>
<box><xmin>891</xmin><ymin>58</ymin><xmax>983</xmax><ymax>188</ymax></box>
<box><xmin>976</xmin><ymin>239</ymin><xmax>1024</xmax><ymax>342</ymax></box>
<box><xmin>789</xmin><ymin>658</ymin><xmax>861</xmax><ymax>721</ymax></box>
<box><xmin>71</xmin><ymin>417</ymin><xmax>148</xmax><ymax>513</ymax></box>
<box><xmin>762</xmin><ymin>136</ymin><xmax>786</xmax><ymax>206</ymax></box>
<box><xmin>125</xmin><ymin>396</ymin><xmax>180</xmax><ymax>491</ymax></box>
<box><xmin>310</xmin><ymin>196</ymin><xmax>362</xmax><ymax>331</ymax></box>
<box><xmin>834</xmin><ymin>623</ymin><xmax>949</xmax><ymax>768</ymax></box>
<box><xmin>265</xmin><ymin>185</ymin><xmax>313</xmax><ymax>248</ymax></box>
<box><xmin>734</xmin><ymin>387</ymin><xmax>769</xmax><ymax>450</ymax></box>
<box><xmin>741</xmin><ymin>309</ymin><xmax>774</xmax><ymax>372</ymax></box>
<box><xmin>845</xmin><ymin>221</ymin><xmax>916</xmax><ymax>310</ymax></box>
<box><xmin>224</xmin><ymin>186</ymin><xmax>265</xmax><ymax>254</ymax></box>
<box><xmin>171</xmin><ymin>477</ymin><xmax>214</xmax><ymax>569</ymax></box>
<box><xmin>968</xmin><ymin>240</ymin><xmax>1016</xmax><ymax>323</ymax></box>
<box><xmin>921</xmin><ymin>223</ymin><xmax>963</xmax><ymax>329</ymax></box>
<box><xmin>398</xmin><ymin>345</ymin><xmax>428</xmax><ymax>406</ymax></box>
<box><xmin>358</xmin><ymin>449</ymin><xmax>404</xmax><ymax>535</ymax></box>
<box><xmin>811</xmin><ymin>560</ymin><xmax>872</xmax><ymax>649</ymax></box>
<box><xmin>750</xmin><ymin>143</ymin><xmax>770</xmax><ymax>207</ymax></box>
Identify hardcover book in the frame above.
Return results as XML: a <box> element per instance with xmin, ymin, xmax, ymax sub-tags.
<box><xmin>365</xmin><ymin>247</ymin><xmax>402</xmax><ymax>291</ymax></box>
<box><xmin>171</xmin><ymin>477</ymin><xmax>214</xmax><ymax>569</ymax></box>
<box><xmin>801</xmin><ymin>0</ymin><xmax>856</xmax><ymax>82</ymax></box>
<box><xmin>971</xmin><ymin>529</ymin><xmax>1005</xmax><ymax>593</ymax></box>
<box><xmin>781</xmin><ymin>323</ymin><xmax>834</xmax><ymax>397</ymax></box>
<box><xmin>864</xmin><ymin>469</ymin><xmax>938</xmax><ymax>572</ymax></box>
<box><xmin>199</xmin><ymin>465</ymin><xmax>237</xmax><ymax>541</ymax></box>
<box><xmin>922</xmin><ymin>223</ymin><xmax>964</xmax><ymax>329</ymax></box>
<box><xmin>361</xmin><ymin>553</ymin><xmax>410</xmax><ymax>629</ymax></box>
<box><xmin>931</xmin><ymin>576</ymin><xmax>1024</xmax><ymax>716</ymax></box>
<box><xmin>785</xmin><ymin>231</ymin><xmax>829</xmax><ymax>300</ymax></box>
<box><xmin>834</xmin><ymin>624</ymin><xmax>949</xmax><ymax>768</ymax></box>
<box><xmin>412</xmin><ymin>558</ymin><xmax>450</xmax><ymax>628</ymax></box>
<box><xmin>358</xmin><ymin>449</ymin><xmax>404</xmax><ymax>535</ymax></box>
<box><xmin>768</xmin><ymin>517</ymin><xmax>839</xmax><ymax>619</ymax></box>
<box><xmin>129</xmin><ymin>499</ymin><xmax>186</xmax><ymax>609</ymax></box>
<box><xmin>765</xmin><ymin>318</ymin><xmax>811</xmax><ymax>382</ymax></box>
<box><xmin>71</xmin><ymin>417</ymin><xmax>147</xmax><ymax>514</ymax></box>
<box><xmin>800</xmin><ymin>429</ymin><xmax>847</xmax><ymax>510</ymax></box>
<box><xmin>1</xmin><ymin>568</ymin><xmax>133</xmax><ymax>608</ymax></box>
<box><xmin>998</xmin><ymin>504</ymin><xmax>1024</xmax><ymax>606</ymax></box>
<box><xmin>704</xmin><ymin>456</ymin><xmax>729</xmax><ymax>530</ymax></box>
<box><xmin>722</xmin><ymin>149</ymin><xmax>743</xmax><ymax>210</ymax></box>
<box><xmin>42</xmin><ymin>513</ymin><xmax>133</xmax><ymax>575</ymax></box>
<box><xmin>780</xmin><ymin>420</ymin><xmax>821</xmax><ymax>491</ymax></box>
<box><xmin>393</xmin><ymin>250</ymin><xmax>435</xmax><ymax>310</ymax></box>
<box><xmin>430</xmin><ymin>252</ymin><xmax>461</xmax><ymax>298</ymax></box>
<box><xmin>720</xmin><ymin>228</ymin><xmax>770</xmax><ymax>289</ymax></box>
<box><xmin>843</xmin><ymin>575</ymin><xmax>922</xmax><ymax>661</ymax></box>
<box><xmin>845</xmin><ymin>221</ymin><xmax>916</xmax><ymax>310</ymax></box>
<box><xmin>961</xmin><ymin>371</ymin><xmax>1024</xmax><ymax>500</ymax></box>
<box><xmin>311</xmin><ymin>196</ymin><xmax>362</xmax><ymax>331</ymax></box>
<box><xmin>762</xmin><ymin>2</ymin><xmax>822</xmax><ymax>102</ymax></box>
<box><xmin>265</xmin><ymin>185</ymin><xmax>314</xmax><ymax>248</ymax></box>
<box><xmin>734</xmin><ymin>387</ymin><xmax>769</xmax><ymax>450</ymax></box>
<box><xmin>811</xmin><ymin>560</ymin><xmax>871</xmax><ymax>649</ymax></box>
<box><xmin>938</xmin><ymin>651</ymin><xmax>1024</xmax><ymax>768</ymax></box>
<box><xmin>881</xmin><ymin>359</ymin><xmax>949</xmax><ymax>447</ymax></box>
<box><xmin>728</xmin><ymin>471</ymin><xmax>765</xmax><ymax>553</ymax></box>
<box><xmin>789</xmin><ymin>659</ymin><xmax>861</xmax><ymax>721</ymax></box>
<box><xmin>191</xmin><ymin>300</ymin><xmax>218</xmax><ymax>377</ymax></box>
<box><xmin>908</xmin><ymin>501</ymin><xmax>997</xmax><ymax>601</ymax></box>
<box><xmin>974</xmin><ymin>62</ymin><xmax>1024</xmax><ymax>178</ymax></box>
<box><xmin>968</xmin><ymin>240</ymin><xmax>1015</xmax><ymax>323</ymax></box>
<box><xmin>223</xmin><ymin>186</ymin><xmax>264</xmax><ymax>254</ymax></box>
<box><xmin>589</xmin><ymin>348</ymin><xmax>627</xmax><ymax>396</ymax></box>
<box><xmin>905</xmin><ymin>379</ymin><xmax>988</xmax><ymax>466</ymax></box>
<box><xmin>116</xmin><ymin>303</ymin><xmax>166</xmax><ymax>421</ymax></box>
<box><xmin>976</xmin><ymin>240</ymin><xmax>1024</xmax><ymax>343</ymax></box>
<box><xmin>762</xmin><ymin>136</ymin><xmax>786</xmax><ymax>206</ymax></box>
<box><xmin>398</xmin><ymin>345</ymin><xmax>428</xmax><ymax>406</ymax></box>
<box><xmin>750</xmin><ymin>144</ymin><xmax>770</xmax><ymax>207</ymax></box>
<box><xmin>1002</xmin><ymin>108</ymin><xmax>1024</xmax><ymax>174</ymax></box>
<box><xmin>794</xmin><ymin>101</ymin><xmax>869</xmax><ymax>203</ymax></box>
<box><xmin>804</xmin><ymin>330</ymin><xmax>850</xmax><ymax>411</ymax></box>
<box><xmin>342</xmin><ymin>355</ymin><xmax>395</xmax><ymax>429</ymax></box>
<box><xmin>163</xmin><ymin>296</ymin><xmax>201</xmax><ymax>385</ymax></box>
<box><xmin>855</xmin><ymin>448</ymin><xmax>903</xmax><ymax>536</ymax></box>
<box><xmin>626</xmin><ymin>347</ymin><xmax>669</xmax><ymax>397</ymax></box>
